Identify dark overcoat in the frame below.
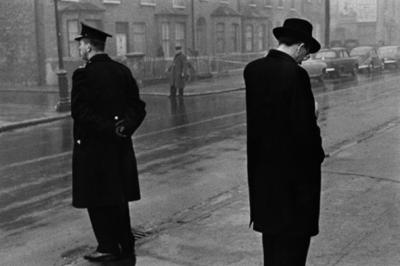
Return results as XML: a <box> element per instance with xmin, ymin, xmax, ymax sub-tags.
<box><xmin>71</xmin><ymin>54</ymin><xmax>146</xmax><ymax>208</ymax></box>
<box><xmin>168</xmin><ymin>52</ymin><xmax>188</xmax><ymax>89</ymax></box>
<box><xmin>244</xmin><ymin>49</ymin><xmax>325</xmax><ymax>236</ymax></box>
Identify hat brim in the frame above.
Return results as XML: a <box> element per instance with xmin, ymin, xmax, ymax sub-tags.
<box><xmin>74</xmin><ymin>35</ymin><xmax>84</xmax><ymax>41</ymax></box>
<box><xmin>273</xmin><ymin>27</ymin><xmax>321</xmax><ymax>53</ymax></box>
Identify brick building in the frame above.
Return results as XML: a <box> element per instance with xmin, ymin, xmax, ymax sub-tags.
<box><xmin>0</xmin><ymin>0</ymin><xmax>326</xmax><ymax>86</ymax></box>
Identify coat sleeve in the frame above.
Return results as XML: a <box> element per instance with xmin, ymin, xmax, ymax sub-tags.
<box><xmin>123</xmin><ymin>69</ymin><xmax>146</xmax><ymax>136</ymax></box>
<box><xmin>71</xmin><ymin>68</ymin><xmax>115</xmax><ymax>136</ymax></box>
<box><xmin>289</xmin><ymin>69</ymin><xmax>325</xmax><ymax>172</ymax></box>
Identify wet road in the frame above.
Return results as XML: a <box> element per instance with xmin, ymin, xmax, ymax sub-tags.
<box><xmin>1</xmin><ymin>70</ymin><xmax>400</xmax><ymax>264</ymax></box>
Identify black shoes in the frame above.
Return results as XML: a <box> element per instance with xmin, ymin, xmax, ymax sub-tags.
<box><xmin>83</xmin><ymin>250</ymin><xmax>120</xmax><ymax>262</ymax></box>
<box><xmin>84</xmin><ymin>250</ymin><xmax>137</xmax><ymax>263</ymax></box>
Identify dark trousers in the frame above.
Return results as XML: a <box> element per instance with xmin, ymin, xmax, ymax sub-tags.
<box><xmin>170</xmin><ymin>85</ymin><xmax>184</xmax><ymax>97</ymax></box>
<box><xmin>262</xmin><ymin>234</ymin><xmax>311</xmax><ymax>266</ymax></box>
<box><xmin>87</xmin><ymin>203</ymin><xmax>135</xmax><ymax>255</ymax></box>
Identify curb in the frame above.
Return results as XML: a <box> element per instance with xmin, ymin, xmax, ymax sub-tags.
<box><xmin>140</xmin><ymin>87</ymin><xmax>244</xmax><ymax>97</ymax></box>
<box><xmin>0</xmin><ymin>114</ymin><xmax>70</xmax><ymax>133</ymax></box>
<box><xmin>0</xmin><ymin>87</ymin><xmax>244</xmax><ymax>133</ymax></box>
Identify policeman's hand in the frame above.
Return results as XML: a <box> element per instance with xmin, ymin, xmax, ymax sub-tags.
<box><xmin>115</xmin><ymin>120</ymin><xmax>128</xmax><ymax>138</ymax></box>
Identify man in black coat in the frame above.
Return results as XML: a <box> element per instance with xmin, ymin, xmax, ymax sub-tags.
<box><xmin>71</xmin><ymin>23</ymin><xmax>146</xmax><ymax>263</ymax></box>
<box><xmin>244</xmin><ymin>18</ymin><xmax>325</xmax><ymax>265</ymax></box>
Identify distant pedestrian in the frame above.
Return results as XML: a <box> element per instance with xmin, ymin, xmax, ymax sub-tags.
<box><xmin>168</xmin><ymin>46</ymin><xmax>188</xmax><ymax>97</ymax></box>
<box><xmin>71</xmin><ymin>23</ymin><xmax>146</xmax><ymax>264</ymax></box>
<box><xmin>244</xmin><ymin>18</ymin><xmax>325</xmax><ymax>266</ymax></box>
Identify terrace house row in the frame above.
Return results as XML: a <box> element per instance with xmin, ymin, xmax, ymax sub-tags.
<box><xmin>0</xmin><ymin>0</ymin><xmax>325</xmax><ymax>86</ymax></box>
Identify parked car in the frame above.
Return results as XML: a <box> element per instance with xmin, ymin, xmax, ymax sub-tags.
<box><xmin>302</xmin><ymin>58</ymin><xmax>327</xmax><ymax>82</ymax></box>
<box><xmin>314</xmin><ymin>47</ymin><xmax>358</xmax><ymax>78</ymax></box>
<box><xmin>377</xmin><ymin>45</ymin><xmax>400</xmax><ymax>69</ymax></box>
<box><xmin>350</xmin><ymin>46</ymin><xmax>384</xmax><ymax>73</ymax></box>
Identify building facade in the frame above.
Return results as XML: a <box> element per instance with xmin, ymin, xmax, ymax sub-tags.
<box><xmin>0</xmin><ymin>0</ymin><xmax>326</xmax><ymax>86</ymax></box>
<box><xmin>330</xmin><ymin>0</ymin><xmax>400</xmax><ymax>48</ymax></box>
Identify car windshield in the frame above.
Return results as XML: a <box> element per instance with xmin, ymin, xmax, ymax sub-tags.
<box><xmin>315</xmin><ymin>51</ymin><xmax>337</xmax><ymax>59</ymax></box>
<box><xmin>350</xmin><ymin>47</ymin><xmax>371</xmax><ymax>56</ymax></box>
<box><xmin>377</xmin><ymin>47</ymin><xmax>397</xmax><ymax>57</ymax></box>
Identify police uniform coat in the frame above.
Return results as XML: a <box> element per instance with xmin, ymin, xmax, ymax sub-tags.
<box><xmin>244</xmin><ymin>49</ymin><xmax>325</xmax><ymax>236</ymax></box>
<box><xmin>169</xmin><ymin>52</ymin><xmax>188</xmax><ymax>89</ymax></box>
<box><xmin>71</xmin><ymin>54</ymin><xmax>146</xmax><ymax>208</ymax></box>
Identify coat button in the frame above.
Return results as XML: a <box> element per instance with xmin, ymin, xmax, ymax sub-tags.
<box><xmin>114</xmin><ymin>116</ymin><xmax>119</xmax><ymax>121</ymax></box>
<box><xmin>77</xmin><ymin>140</ymin><xmax>81</xmax><ymax>145</ymax></box>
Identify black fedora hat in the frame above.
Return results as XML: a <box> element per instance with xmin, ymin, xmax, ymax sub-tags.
<box><xmin>273</xmin><ymin>18</ymin><xmax>321</xmax><ymax>53</ymax></box>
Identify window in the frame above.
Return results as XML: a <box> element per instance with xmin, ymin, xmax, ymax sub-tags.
<box><xmin>62</xmin><ymin>0</ymin><xmax>79</xmax><ymax>2</ymax></box>
<box><xmin>116</xmin><ymin>22</ymin><xmax>129</xmax><ymax>56</ymax></box>
<box><xmin>173</xmin><ymin>0</ymin><xmax>186</xmax><ymax>8</ymax></box>
<box><xmin>175</xmin><ymin>23</ymin><xmax>186</xmax><ymax>51</ymax></box>
<box><xmin>249</xmin><ymin>0</ymin><xmax>256</xmax><ymax>7</ymax></box>
<box><xmin>231</xmin><ymin>23</ymin><xmax>240</xmax><ymax>52</ymax></box>
<box><xmin>132</xmin><ymin>23</ymin><xmax>146</xmax><ymax>53</ymax></box>
<box><xmin>216</xmin><ymin>23</ymin><xmax>225</xmax><ymax>54</ymax></box>
<box><xmin>140</xmin><ymin>0</ymin><xmax>155</xmax><ymax>6</ymax></box>
<box><xmin>291</xmin><ymin>0</ymin><xmax>295</xmax><ymax>8</ymax></box>
<box><xmin>67</xmin><ymin>20</ymin><xmax>79</xmax><ymax>57</ymax></box>
<box><xmin>162</xmin><ymin>23</ymin><xmax>171</xmax><ymax>57</ymax></box>
<box><xmin>264</xmin><ymin>0</ymin><xmax>272</xmax><ymax>6</ymax></box>
<box><xmin>103</xmin><ymin>0</ymin><xmax>121</xmax><ymax>4</ymax></box>
<box><xmin>245</xmin><ymin>25</ymin><xmax>253</xmax><ymax>52</ymax></box>
<box><xmin>263</xmin><ymin>24</ymin><xmax>269</xmax><ymax>50</ymax></box>
<box><xmin>278</xmin><ymin>0</ymin><xmax>283</xmax><ymax>7</ymax></box>
<box><xmin>256</xmin><ymin>25</ymin><xmax>264</xmax><ymax>51</ymax></box>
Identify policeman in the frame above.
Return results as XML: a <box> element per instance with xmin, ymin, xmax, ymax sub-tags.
<box><xmin>71</xmin><ymin>23</ymin><xmax>146</xmax><ymax>263</ymax></box>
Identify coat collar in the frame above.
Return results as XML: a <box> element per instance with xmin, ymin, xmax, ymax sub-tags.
<box><xmin>87</xmin><ymin>53</ymin><xmax>111</xmax><ymax>64</ymax></box>
<box><xmin>266</xmin><ymin>49</ymin><xmax>297</xmax><ymax>65</ymax></box>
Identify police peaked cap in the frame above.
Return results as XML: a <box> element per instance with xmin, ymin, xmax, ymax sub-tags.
<box><xmin>75</xmin><ymin>23</ymin><xmax>112</xmax><ymax>42</ymax></box>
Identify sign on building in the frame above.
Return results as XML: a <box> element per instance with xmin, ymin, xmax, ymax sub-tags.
<box><xmin>339</xmin><ymin>0</ymin><xmax>377</xmax><ymax>22</ymax></box>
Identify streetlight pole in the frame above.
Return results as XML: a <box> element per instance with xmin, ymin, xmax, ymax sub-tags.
<box><xmin>191</xmin><ymin>0</ymin><xmax>196</xmax><ymax>52</ymax></box>
<box><xmin>53</xmin><ymin>0</ymin><xmax>70</xmax><ymax>112</ymax></box>
<box><xmin>325</xmin><ymin>0</ymin><xmax>330</xmax><ymax>48</ymax></box>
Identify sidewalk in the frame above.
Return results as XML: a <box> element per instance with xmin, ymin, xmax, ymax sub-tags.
<box><xmin>67</xmin><ymin>123</ymin><xmax>400</xmax><ymax>266</ymax></box>
<box><xmin>0</xmin><ymin>71</ymin><xmax>244</xmax><ymax>133</ymax></box>
<box><xmin>140</xmin><ymin>70</ymin><xmax>244</xmax><ymax>96</ymax></box>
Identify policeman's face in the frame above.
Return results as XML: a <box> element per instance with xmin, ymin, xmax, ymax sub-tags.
<box><xmin>78</xmin><ymin>40</ymin><xmax>91</xmax><ymax>61</ymax></box>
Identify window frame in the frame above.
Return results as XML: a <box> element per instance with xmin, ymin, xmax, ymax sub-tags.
<box><xmin>175</xmin><ymin>22</ymin><xmax>186</xmax><ymax>52</ymax></box>
<box><xmin>231</xmin><ymin>23</ymin><xmax>240</xmax><ymax>53</ymax></box>
<box><xmin>245</xmin><ymin>24</ymin><xmax>254</xmax><ymax>52</ymax></box>
<box><xmin>66</xmin><ymin>19</ymin><xmax>79</xmax><ymax>58</ymax></box>
<box><xmin>173</xmin><ymin>0</ymin><xmax>186</xmax><ymax>9</ymax></box>
<box><xmin>161</xmin><ymin>23</ymin><xmax>171</xmax><ymax>57</ymax></box>
<box><xmin>115</xmin><ymin>22</ymin><xmax>130</xmax><ymax>56</ymax></box>
<box><xmin>140</xmin><ymin>0</ymin><xmax>156</xmax><ymax>7</ymax></box>
<box><xmin>103</xmin><ymin>0</ymin><xmax>121</xmax><ymax>4</ymax></box>
<box><xmin>216</xmin><ymin>22</ymin><xmax>226</xmax><ymax>54</ymax></box>
<box><xmin>264</xmin><ymin>0</ymin><xmax>272</xmax><ymax>7</ymax></box>
<box><xmin>132</xmin><ymin>22</ymin><xmax>147</xmax><ymax>54</ymax></box>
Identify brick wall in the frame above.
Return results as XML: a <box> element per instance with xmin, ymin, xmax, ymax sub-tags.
<box><xmin>0</xmin><ymin>0</ymin><xmax>39</xmax><ymax>85</ymax></box>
